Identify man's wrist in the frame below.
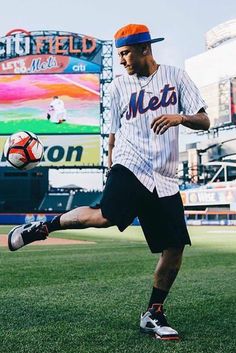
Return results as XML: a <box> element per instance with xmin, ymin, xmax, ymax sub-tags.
<box><xmin>180</xmin><ymin>115</ymin><xmax>185</xmax><ymax>125</ymax></box>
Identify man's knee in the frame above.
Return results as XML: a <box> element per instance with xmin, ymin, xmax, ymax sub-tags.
<box><xmin>86</xmin><ymin>208</ymin><xmax>112</xmax><ymax>228</ymax></box>
<box><xmin>161</xmin><ymin>247</ymin><xmax>185</xmax><ymax>269</ymax></box>
<box><xmin>163</xmin><ymin>246</ymin><xmax>184</xmax><ymax>258</ymax></box>
<box><xmin>97</xmin><ymin>212</ymin><xmax>112</xmax><ymax>228</ymax></box>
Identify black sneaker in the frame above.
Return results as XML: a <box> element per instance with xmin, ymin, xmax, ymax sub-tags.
<box><xmin>8</xmin><ymin>222</ymin><xmax>48</xmax><ymax>251</ymax></box>
<box><xmin>140</xmin><ymin>304</ymin><xmax>179</xmax><ymax>340</ymax></box>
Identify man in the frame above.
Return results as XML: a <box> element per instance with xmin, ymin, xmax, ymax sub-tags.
<box><xmin>47</xmin><ymin>96</ymin><xmax>67</xmax><ymax>123</ymax></box>
<box><xmin>8</xmin><ymin>24</ymin><xmax>210</xmax><ymax>340</ymax></box>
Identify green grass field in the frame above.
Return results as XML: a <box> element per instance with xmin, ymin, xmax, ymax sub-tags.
<box><xmin>0</xmin><ymin>225</ymin><xmax>235</xmax><ymax>353</ymax></box>
<box><xmin>0</xmin><ymin>119</ymin><xmax>100</xmax><ymax>134</ymax></box>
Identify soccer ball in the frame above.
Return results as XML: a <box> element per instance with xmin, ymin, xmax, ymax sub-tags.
<box><xmin>4</xmin><ymin>131</ymin><xmax>44</xmax><ymax>170</ymax></box>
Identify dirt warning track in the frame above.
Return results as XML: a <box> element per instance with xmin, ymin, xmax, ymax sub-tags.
<box><xmin>0</xmin><ymin>234</ymin><xmax>95</xmax><ymax>247</ymax></box>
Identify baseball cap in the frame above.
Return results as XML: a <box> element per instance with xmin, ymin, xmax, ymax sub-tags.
<box><xmin>114</xmin><ymin>24</ymin><xmax>164</xmax><ymax>48</ymax></box>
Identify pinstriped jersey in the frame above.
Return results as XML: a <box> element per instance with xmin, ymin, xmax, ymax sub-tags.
<box><xmin>109</xmin><ymin>64</ymin><xmax>207</xmax><ymax>197</ymax></box>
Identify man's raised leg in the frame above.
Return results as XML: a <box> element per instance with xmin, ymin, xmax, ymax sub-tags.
<box><xmin>8</xmin><ymin>207</ymin><xmax>112</xmax><ymax>251</ymax></box>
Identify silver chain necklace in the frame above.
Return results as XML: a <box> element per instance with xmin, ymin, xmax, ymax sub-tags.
<box><xmin>136</xmin><ymin>67</ymin><xmax>159</xmax><ymax>93</ymax></box>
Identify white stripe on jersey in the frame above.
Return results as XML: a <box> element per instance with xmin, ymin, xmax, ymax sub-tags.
<box><xmin>109</xmin><ymin>65</ymin><xmax>207</xmax><ymax>197</ymax></box>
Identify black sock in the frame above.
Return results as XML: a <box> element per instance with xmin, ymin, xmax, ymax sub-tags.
<box><xmin>148</xmin><ymin>287</ymin><xmax>169</xmax><ymax>309</ymax></box>
<box><xmin>45</xmin><ymin>214</ymin><xmax>87</xmax><ymax>233</ymax></box>
<box><xmin>45</xmin><ymin>215</ymin><xmax>62</xmax><ymax>233</ymax></box>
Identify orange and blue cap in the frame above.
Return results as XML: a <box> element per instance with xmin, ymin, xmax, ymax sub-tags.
<box><xmin>114</xmin><ymin>24</ymin><xmax>164</xmax><ymax>48</ymax></box>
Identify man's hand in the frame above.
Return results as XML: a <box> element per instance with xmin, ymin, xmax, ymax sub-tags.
<box><xmin>151</xmin><ymin>114</ymin><xmax>183</xmax><ymax>135</ymax></box>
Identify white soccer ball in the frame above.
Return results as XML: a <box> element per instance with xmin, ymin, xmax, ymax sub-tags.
<box><xmin>4</xmin><ymin>131</ymin><xmax>44</xmax><ymax>170</ymax></box>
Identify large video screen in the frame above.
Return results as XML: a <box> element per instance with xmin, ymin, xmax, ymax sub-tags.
<box><xmin>0</xmin><ymin>73</ymin><xmax>100</xmax><ymax>134</ymax></box>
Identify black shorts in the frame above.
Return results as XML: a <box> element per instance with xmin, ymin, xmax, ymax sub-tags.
<box><xmin>93</xmin><ymin>164</ymin><xmax>191</xmax><ymax>253</ymax></box>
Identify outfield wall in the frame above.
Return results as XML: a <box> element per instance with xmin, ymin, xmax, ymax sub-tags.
<box><xmin>0</xmin><ymin>213</ymin><xmax>57</xmax><ymax>225</ymax></box>
<box><xmin>1</xmin><ymin>212</ymin><xmax>236</xmax><ymax>226</ymax></box>
<box><xmin>185</xmin><ymin>210</ymin><xmax>236</xmax><ymax>226</ymax></box>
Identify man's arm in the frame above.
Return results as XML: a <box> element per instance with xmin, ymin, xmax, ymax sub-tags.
<box><xmin>181</xmin><ymin>110</ymin><xmax>210</xmax><ymax>131</ymax></box>
<box><xmin>108</xmin><ymin>133</ymin><xmax>115</xmax><ymax>169</ymax></box>
<box><xmin>151</xmin><ymin>110</ymin><xmax>210</xmax><ymax>135</ymax></box>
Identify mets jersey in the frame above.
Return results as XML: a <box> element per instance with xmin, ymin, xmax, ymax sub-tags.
<box><xmin>109</xmin><ymin>65</ymin><xmax>207</xmax><ymax>197</ymax></box>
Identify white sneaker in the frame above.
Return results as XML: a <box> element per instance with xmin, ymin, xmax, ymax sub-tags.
<box><xmin>8</xmin><ymin>222</ymin><xmax>48</xmax><ymax>251</ymax></box>
<box><xmin>140</xmin><ymin>304</ymin><xmax>179</xmax><ymax>340</ymax></box>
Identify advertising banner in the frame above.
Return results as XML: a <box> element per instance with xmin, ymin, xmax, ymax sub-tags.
<box><xmin>181</xmin><ymin>186</ymin><xmax>236</xmax><ymax>206</ymax></box>
<box><xmin>0</xmin><ymin>55</ymin><xmax>101</xmax><ymax>74</ymax></box>
<box><xmin>0</xmin><ymin>134</ymin><xmax>101</xmax><ymax>167</ymax></box>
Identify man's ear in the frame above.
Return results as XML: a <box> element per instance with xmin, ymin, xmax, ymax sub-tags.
<box><xmin>141</xmin><ymin>45</ymin><xmax>149</xmax><ymax>55</ymax></box>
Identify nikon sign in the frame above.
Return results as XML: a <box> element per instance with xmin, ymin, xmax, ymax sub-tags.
<box><xmin>0</xmin><ymin>135</ymin><xmax>100</xmax><ymax>167</ymax></box>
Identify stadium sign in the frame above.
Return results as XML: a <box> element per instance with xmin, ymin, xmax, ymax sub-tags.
<box><xmin>0</xmin><ymin>29</ymin><xmax>96</xmax><ymax>56</ymax></box>
<box><xmin>0</xmin><ymin>135</ymin><xmax>100</xmax><ymax>167</ymax></box>
<box><xmin>0</xmin><ymin>54</ymin><xmax>101</xmax><ymax>74</ymax></box>
<box><xmin>181</xmin><ymin>187</ymin><xmax>236</xmax><ymax>206</ymax></box>
<box><xmin>0</xmin><ymin>29</ymin><xmax>113</xmax><ymax>170</ymax></box>
<box><xmin>0</xmin><ymin>29</ymin><xmax>103</xmax><ymax>73</ymax></box>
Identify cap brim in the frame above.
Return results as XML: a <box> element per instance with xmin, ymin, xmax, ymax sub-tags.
<box><xmin>150</xmin><ymin>37</ymin><xmax>165</xmax><ymax>43</ymax></box>
<box><xmin>115</xmin><ymin>36</ymin><xmax>165</xmax><ymax>48</ymax></box>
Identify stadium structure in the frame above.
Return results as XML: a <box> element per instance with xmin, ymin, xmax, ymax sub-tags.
<box><xmin>180</xmin><ymin>19</ymin><xmax>236</xmax><ymax>225</ymax></box>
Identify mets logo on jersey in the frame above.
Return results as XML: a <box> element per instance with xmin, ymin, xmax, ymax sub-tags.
<box><xmin>126</xmin><ymin>84</ymin><xmax>177</xmax><ymax>120</ymax></box>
